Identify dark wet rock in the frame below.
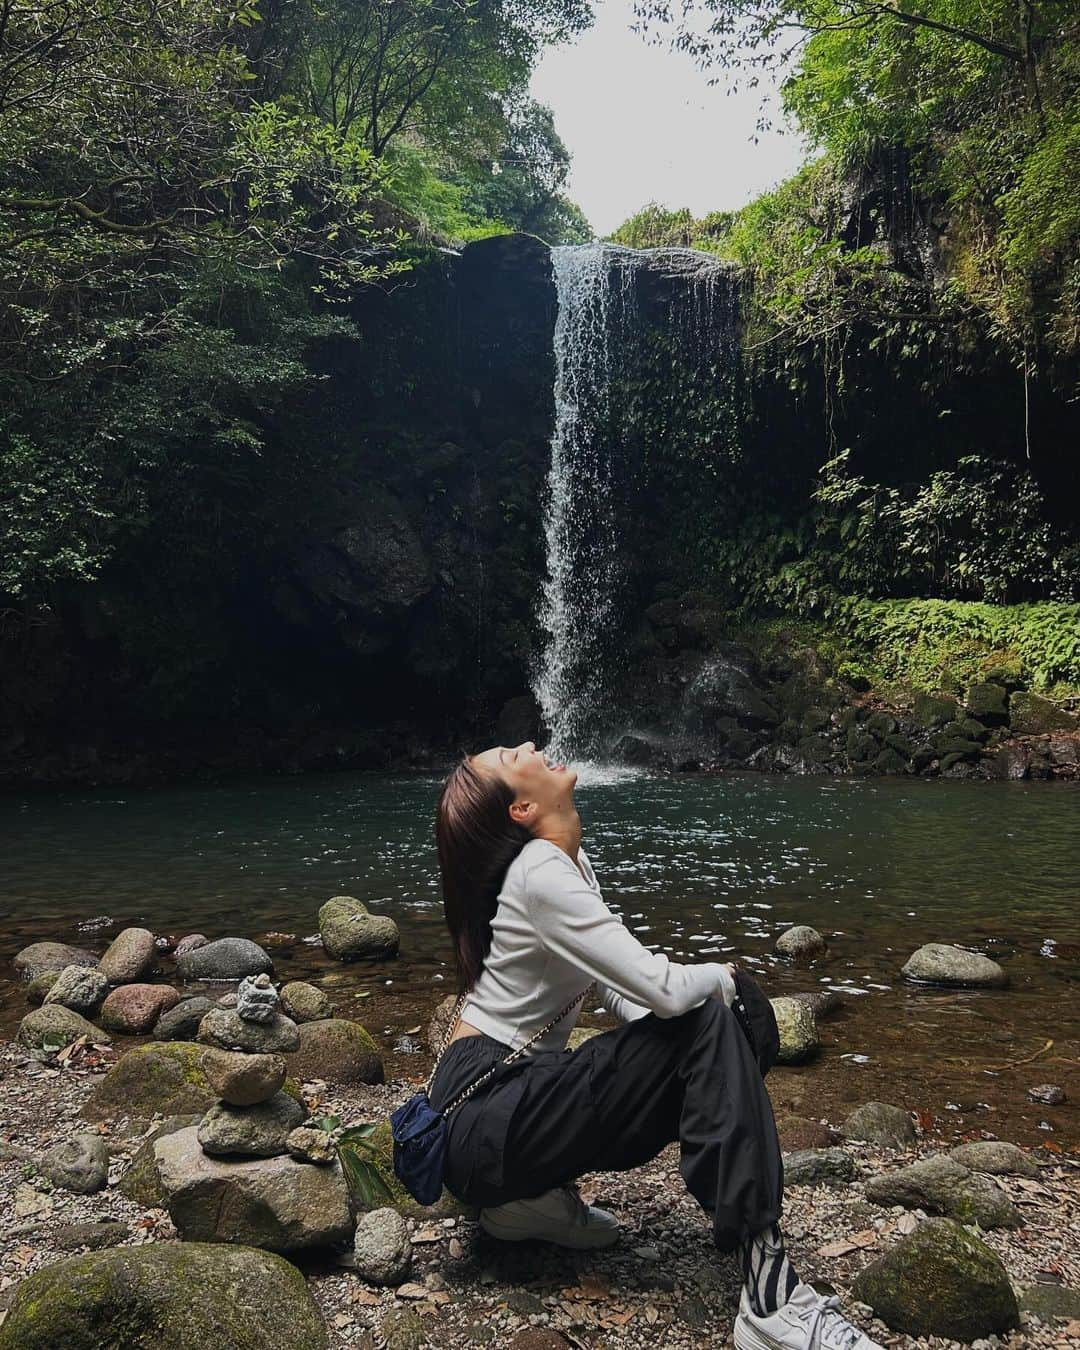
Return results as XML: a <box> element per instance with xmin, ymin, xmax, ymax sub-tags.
<box><xmin>683</xmin><ymin>649</ymin><xmax>780</xmax><ymax>731</ymax></box>
<box><xmin>901</xmin><ymin>942</ymin><xmax>1008</xmax><ymax>988</ymax></box>
<box><xmin>611</xmin><ymin>732</ymin><xmax>668</xmax><ymax>768</ymax></box>
<box><xmin>872</xmin><ymin>746</ymin><xmax>909</xmax><ymax>774</ymax></box>
<box><xmin>236</xmin><ymin>971</ymin><xmax>279</xmax><ymax>1023</ymax></box>
<box><xmin>319</xmin><ymin>895</ymin><xmax>400</xmax><ymax>960</ymax></box>
<box><xmin>83</xmin><ymin>1042</ymin><xmax>214</xmax><ymax>1121</ymax></box>
<box><xmin>198</xmin><ymin>1090</ymin><xmax>305</xmax><ymax>1158</ymax></box>
<box><xmin>852</xmin><ymin>1217</ymin><xmax>1018</xmax><ymax>1340</ymax></box>
<box><xmin>43</xmin><ymin>964</ymin><xmax>109</xmax><ymax>1014</ymax></box>
<box><xmin>25</xmin><ymin>971</ymin><xmax>61</xmax><ymax>1004</ymax></box>
<box><xmin>782</xmin><ymin>1148</ymin><xmax>855</xmax><ymax>1187</ymax></box>
<box><xmin>777</xmin><ymin>1115</ymin><xmax>838</xmax><ymax>1152</ymax></box>
<box><xmin>775</xmin><ymin>925</ymin><xmax>826</xmax><ymax>960</ymax></box>
<box><xmin>949</xmin><ymin>1140</ymin><xmax>1041</xmax><ymax>1178</ymax></box>
<box><xmin>912</xmin><ymin>692</ymin><xmax>959</xmax><ymax>728</ymax></box>
<box><xmin>176</xmin><ymin>936</ymin><xmax>272</xmax><ymax>982</ymax></box>
<box><xmin>0</xmin><ymin>1242</ymin><xmax>330</xmax><ymax>1350</ymax></box>
<box><xmin>100</xmin><ymin>983</ymin><xmax>181</xmax><ymax>1033</ymax></box>
<box><xmin>865</xmin><ymin>711</ymin><xmax>897</xmax><ymax>739</ymax></box>
<box><xmin>1048</xmin><ymin>734</ymin><xmax>1080</xmax><ymax>766</ymax></box>
<box><xmin>196</xmin><ymin>1006</ymin><xmax>300</xmax><ymax>1054</ymax></box>
<box><xmin>201</xmin><ymin>1047</ymin><xmax>287</xmax><ymax>1106</ymax></box>
<box><xmin>354</xmin><ymin>1207</ymin><xmax>413</xmax><ymax>1285</ymax></box>
<box><xmin>153</xmin><ymin>996</ymin><xmax>215</xmax><ymax>1041</ymax></box>
<box><xmin>280</xmin><ymin>980</ymin><xmax>333</xmax><ymax>1023</ymax></box>
<box><xmin>286</xmin><ymin>1017</ymin><xmax>384</xmax><ymax>1084</ymax></box>
<box><xmin>1020</xmin><ymin>1284</ymin><xmax>1080</xmax><ymax>1323</ymax></box>
<box><xmin>1027</xmin><ymin>1082</ymin><xmax>1066</xmax><ymax>1105</ymax></box>
<box><xmin>154</xmin><ymin>1126</ymin><xmax>353</xmax><ymax>1250</ymax></box>
<box><xmin>99</xmin><ymin>926</ymin><xmax>157</xmax><ymax>984</ymax></box>
<box><xmin>770</xmin><ymin>996</ymin><xmax>818</xmax><ymax>1063</ymax></box>
<box><xmin>993</xmin><ymin>743</ymin><xmax>1032</xmax><ymax>780</ymax></box>
<box><xmin>841</xmin><ymin>1102</ymin><xmax>917</xmax><ymax>1151</ymax></box>
<box><xmin>1009</xmin><ymin>691</ymin><xmax>1076</xmax><ymax>735</ymax></box>
<box><xmin>865</xmin><ymin>1155</ymin><xmax>1021</xmax><ymax>1228</ymax></box>
<box><xmin>13</xmin><ymin>941</ymin><xmax>98</xmax><ymax>982</ymax></box>
<box><xmin>18</xmin><ymin>1004</ymin><xmax>108</xmax><ymax>1053</ymax></box>
<box><xmin>52</xmin><ymin>1219</ymin><xmax>130</xmax><ymax>1251</ymax></box>
<box><xmin>791</xmin><ymin>990</ymin><xmax>843</xmax><ymax>1019</ymax></box>
<box><xmin>173</xmin><ymin>933</ymin><xmax>210</xmax><ymax>957</ymax></box>
<box><xmin>40</xmin><ymin>1132</ymin><xmax>109</xmax><ymax>1193</ymax></box>
<box><xmin>965</xmin><ymin>681</ymin><xmax>1008</xmax><ymax>724</ymax></box>
<box><xmin>119</xmin><ymin>1114</ymin><xmax>203</xmax><ymax>1206</ymax></box>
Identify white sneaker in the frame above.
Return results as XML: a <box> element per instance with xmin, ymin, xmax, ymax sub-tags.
<box><xmin>734</xmin><ymin>1283</ymin><xmax>884</xmax><ymax>1350</ymax></box>
<box><xmin>478</xmin><ymin>1184</ymin><xmax>620</xmax><ymax>1249</ymax></box>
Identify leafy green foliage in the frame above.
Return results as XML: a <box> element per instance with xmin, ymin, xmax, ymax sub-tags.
<box><xmin>337</xmin><ymin>1122</ymin><xmax>398</xmax><ymax>1208</ymax></box>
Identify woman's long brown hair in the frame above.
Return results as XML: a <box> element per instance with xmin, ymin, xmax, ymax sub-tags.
<box><xmin>436</xmin><ymin>756</ymin><xmax>531</xmax><ymax>991</ymax></box>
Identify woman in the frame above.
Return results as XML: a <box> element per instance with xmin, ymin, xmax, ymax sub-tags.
<box><xmin>429</xmin><ymin>741</ymin><xmax>882</xmax><ymax>1350</ymax></box>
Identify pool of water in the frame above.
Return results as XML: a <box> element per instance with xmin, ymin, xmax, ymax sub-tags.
<box><xmin>3</xmin><ymin>770</ymin><xmax>1078</xmax><ymax>1144</ymax></box>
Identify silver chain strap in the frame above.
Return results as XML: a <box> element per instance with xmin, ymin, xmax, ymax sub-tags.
<box><xmin>426</xmin><ymin>984</ymin><xmax>592</xmax><ymax>1117</ymax></box>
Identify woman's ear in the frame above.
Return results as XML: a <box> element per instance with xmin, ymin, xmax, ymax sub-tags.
<box><xmin>508</xmin><ymin>797</ymin><xmax>535</xmax><ymax>827</ymax></box>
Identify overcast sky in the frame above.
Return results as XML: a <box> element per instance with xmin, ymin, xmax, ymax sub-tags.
<box><xmin>529</xmin><ymin>0</ymin><xmax>809</xmax><ymax>237</ymax></box>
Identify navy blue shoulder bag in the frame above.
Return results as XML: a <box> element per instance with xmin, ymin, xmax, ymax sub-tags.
<box><xmin>390</xmin><ymin>987</ymin><xmax>590</xmax><ymax>1207</ymax></box>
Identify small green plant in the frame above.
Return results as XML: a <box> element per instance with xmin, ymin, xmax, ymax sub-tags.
<box><xmin>335</xmin><ymin>1122</ymin><xmax>397</xmax><ymax>1208</ymax></box>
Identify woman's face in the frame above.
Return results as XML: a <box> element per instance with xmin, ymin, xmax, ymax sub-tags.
<box><xmin>471</xmin><ymin>741</ymin><xmax>577</xmax><ymax>829</ymax></box>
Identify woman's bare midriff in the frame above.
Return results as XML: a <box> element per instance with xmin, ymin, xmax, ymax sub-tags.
<box><xmin>449</xmin><ymin>1018</ymin><xmax>484</xmax><ymax>1045</ymax></box>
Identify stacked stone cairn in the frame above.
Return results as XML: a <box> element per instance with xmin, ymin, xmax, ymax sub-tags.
<box><xmin>196</xmin><ymin>975</ymin><xmax>306</xmax><ymax>1158</ymax></box>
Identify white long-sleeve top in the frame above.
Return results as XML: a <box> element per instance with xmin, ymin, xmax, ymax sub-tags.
<box><xmin>461</xmin><ymin>836</ymin><xmax>736</xmax><ymax>1053</ymax></box>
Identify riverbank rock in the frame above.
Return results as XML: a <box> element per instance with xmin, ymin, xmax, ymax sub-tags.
<box><xmin>13</xmin><ymin>941</ymin><xmax>98</xmax><ymax>982</ymax></box>
<box><xmin>40</xmin><ymin>1132</ymin><xmax>109</xmax><ymax>1193</ymax></box>
<box><xmin>1020</xmin><ymin>1284</ymin><xmax>1080</xmax><ymax>1323</ymax></box>
<box><xmin>154</xmin><ymin>1126</ymin><xmax>353</xmax><ymax>1250</ymax></box>
<box><xmin>949</xmin><ymin>1140</ymin><xmax>1041</xmax><ymax>1178</ymax></box>
<box><xmin>201</xmin><ymin>1048</ymin><xmax>287</xmax><ymax>1106</ymax></box>
<box><xmin>100</xmin><ymin>982</ymin><xmax>181</xmax><ymax>1033</ymax></box>
<box><xmin>174</xmin><ymin>933</ymin><xmax>209</xmax><ymax>957</ymax></box>
<box><xmin>841</xmin><ymin>1102</ymin><xmax>917</xmax><ymax>1151</ymax></box>
<box><xmin>280</xmin><ymin>980</ymin><xmax>333</xmax><ymax>1023</ymax></box>
<box><xmin>965</xmin><ymin>681</ymin><xmax>1009</xmax><ymax>724</ymax></box>
<box><xmin>286</xmin><ymin>1017</ymin><xmax>384</xmax><ymax>1084</ymax></box>
<box><xmin>319</xmin><ymin>895</ymin><xmax>400</xmax><ymax>960</ymax></box>
<box><xmin>0</xmin><ymin>1242</ymin><xmax>330</xmax><ymax>1350</ymax></box>
<box><xmin>153</xmin><ymin>995</ymin><xmax>215</xmax><ymax>1041</ymax></box>
<box><xmin>176</xmin><ymin>937</ymin><xmax>272</xmax><ymax>982</ymax></box>
<box><xmin>25</xmin><ymin>971</ymin><xmax>60</xmax><ymax>1004</ymax></box>
<box><xmin>865</xmin><ymin>1155</ymin><xmax>1021</xmax><ymax>1228</ymax></box>
<box><xmin>782</xmin><ymin>1148</ymin><xmax>855</xmax><ymax>1187</ymax></box>
<box><xmin>237</xmin><ymin>972</ymin><xmax>278</xmax><ymax>1023</ymax></box>
<box><xmin>82</xmin><ymin>1042</ymin><xmax>214</xmax><ymax>1122</ymax></box>
<box><xmin>196</xmin><ymin>1006</ymin><xmax>300</xmax><ymax>1053</ymax></box>
<box><xmin>1028</xmin><ymin>1082</ymin><xmax>1066</xmax><ymax>1105</ymax></box>
<box><xmin>775</xmin><ymin>926</ymin><xmax>827</xmax><ymax>961</ymax></box>
<box><xmin>43</xmin><ymin>963</ymin><xmax>109</xmax><ymax>1014</ymax></box>
<box><xmin>99</xmin><ymin>926</ymin><xmax>157</xmax><ymax>983</ymax></box>
<box><xmin>198</xmin><ymin>1091</ymin><xmax>305</xmax><ymax>1158</ymax></box>
<box><xmin>901</xmin><ymin>943</ymin><xmax>1008</xmax><ymax>987</ymax></box>
<box><xmin>770</xmin><ymin>996</ymin><xmax>819</xmax><ymax>1063</ymax></box>
<box><xmin>354</xmin><ymin>1207</ymin><xmax>413</xmax><ymax>1285</ymax></box>
<box><xmin>119</xmin><ymin>1115</ymin><xmax>203</xmax><ymax>1206</ymax></box>
<box><xmin>852</xmin><ymin>1217</ymin><xmax>1019</xmax><ymax>1340</ymax></box>
<box><xmin>17</xmin><ymin>1004</ymin><xmax>108</xmax><ymax>1053</ymax></box>
<box><xmin>1009</xmin><ymin>691</ymin><xmax>1076</xmax><ymax>735</ymax></box>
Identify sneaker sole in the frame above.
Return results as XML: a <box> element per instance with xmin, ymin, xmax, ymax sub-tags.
<box><xmin>478</xmin><ymin>1214</ymin><xmax>620</xmax><ymax>1249</ymax></box>
<box><xmin>732</xmin><ymin>1314</ymin><xmax>786</xmax><ymax>1350</ymax></box>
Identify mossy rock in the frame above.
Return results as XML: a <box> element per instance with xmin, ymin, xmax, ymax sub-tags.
<box><xmin>118</xmin><ymin>1115</ymin><xmax>203</xmax><ymax>1206</ymax></box>
<box><xmin>932</xmin><ymin>735</ymin><xmax>982</xmax><ymax>760</ymax></box>
<box><xmin>285</xmin><ymin>1017</ymin><xmax>384</xmax><ymax>1085</ymax></box>
<box><xmin>872</xmin><ymin>747</ymin><xmax>909</xmax><ymax>775</ymax></box>
<box><xmin>25</xmin><ymin>971</ymin><xmax>61</xmax><ymax>1005</ymax></box>
<box><xmin>17</xmin><ymin>1004</ymin><xmax>108</xmax><ymax>1052</ymax></box>
<box><xmin>318</xmin><ymin>895</ymin><xmax>399</xmax><ymax>961</ymax></box>
<box><xmin>0</xmin><ymin>1242</ymin><xmax>329</xmax><ymax>1350</ymax></box>
<box><xmin>82</xmin><ymin>1042</ymin><xmax>216</xmax><ymax>1121</ymax></box>
<box><xmin>1009</xmin><ymin>691</ymin><xmax>1077</xmax><ymax>736</ymax></box>
<box><xmin>965</xmin><ymin>682</ymin><xmax>1009</xmax><ymax>724</ymax></box>
<box><xmin>359</xmin><ymin>1119</ymin><xmax>473</xmax><ymax>1220</ymax></box>
<box><xmin>943</xmin><ymin>717</ymin><xmax>990</xmax><ymax>743</ymax></box>
<box><xmin>846</xmin><ymin>729</ymin><xmax>877</xmax><ymax>763</ymax></box>
<box><xmin>852</xmin><ymin>1217</ymin><xmax>1018</xmax><ymax>1341</ymax></box>
<box><xmin>865</xmin><ymin>712</ymin><xmax>897</xmax><ymax>740</ymax></box>
<box><xmin>912</xmin><ymin>692</ymin><xmax>959</xmax><ymax>728</ymax></box>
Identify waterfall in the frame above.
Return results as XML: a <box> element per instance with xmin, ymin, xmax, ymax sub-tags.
<box><xmin>533</xmin><ymin>244</ymin><xmax>741</xmax><ymax>764</ymax></box>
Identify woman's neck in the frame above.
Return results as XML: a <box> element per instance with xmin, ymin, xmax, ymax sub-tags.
<box><xmin>533</xmin><ymin>807</ymin><xmax>582</xmax><ymax>861</ymax></box>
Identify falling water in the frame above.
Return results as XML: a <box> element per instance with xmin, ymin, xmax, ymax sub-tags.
<box><xmin>533</xmin><ymin>244</ymin><xmax>741</xmax><ymax>765</ymax></box>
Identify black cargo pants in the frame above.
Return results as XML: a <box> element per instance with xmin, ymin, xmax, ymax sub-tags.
<box><xmin>428</xmin><ymin>995</ymin><xmax>783</xmax><ymax>1250</ymax></box>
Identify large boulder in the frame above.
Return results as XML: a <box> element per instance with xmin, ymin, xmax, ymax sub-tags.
<box><xmin>153</xmin><ymin>996</ymin><xmax>215</xmax><ymax>1041</ymax></box>
<box><xmin>13</xmin><ymin>941</ymin><xmax>98</xmax><ymax>982</ymax></box>
<box><xmin>683</xmin><ymin>651</ymin><xmax>780</xmax><ymax>730</ymax></box>
<box><xmin>44</xmin><ymin>964</ymin><xmax>109</xmax><ymax>1014</ymax></box>
<box><xmin>280</xmin><ymin>981</ymin><xmax>333</xmax><ymax>1023</ymax></box>
<box><xmin>201</xmin><ymin>1048</ymin><xmax>287</xmax><ymax>1106</ymax></box>
<box><xmin>964</xmin><ymin>682</ymin><xmax>1009</xmax><ymax>724</ymax></box>
<box><xmin>176</xmin><ymin>937</ymin><xmax>273</xmax><ymax>982</ymax></box>
<box><xmin>841</xmin><ymin>1102</ymin><xmax>917</xmax><ymax>1151</ymax></box>
<box><xmin>774</xmin><ymin>926</ymin><xmax>826</xmax><ymax>961</ymax></box>
<box><xmin>949</xmin><ymin>1140</ymin><xmax>1041</xmax><ymax>1178</ymax></box>
<box><xmin>318</xmin><ymin>896</ymin><xmax>400</xmax><ymax>960</ymax></box>
<box><xmin>99</xmin><ymin>927</ymin><xmax>157</xmax><ymax>983</ymax></box>
<box><xmin>196</xmin><ymin>1007</ymin><xmax>300</xmax><ymax>1053</ymax></box>
<box><xmin>198</xmin><ymin>1092</ymin><xmax>306</xmax><ymax>1158</ymax></box>
<box><xmin>100</xmin><ymin>983</ymin><xmax>181</xmax><ymax>1033</ymax></box>
<box><xmin>864</xmin><ymin>1155</ymin><xmax>1021</xmax><ymax>1228</ymax></box>
<box><xmin>118</xmin><ymin>1115</ymin><xmax>203</xmax><ymax>1206</ymax></box>
<box><xmin>901</xmin><ymin>943</ymin><xmax>1008</xmax><ymax>987</ymax></box>
<box><xmin>40</xmin><ymin>1133</ymin><xmax>109</xmax><ymax>1194</ymax></box>
<box><xmin>286</xmin><ymin>1018</ymin><xmax>384</xmax><ymax>1084</ymax></box>
<box><xmin>17</xmin><ymin>1004</ymin><xmax>108</xmax><ymax>1053</ymax></box>
<box><xmin>154</xmin><ymin>1127</ymin><xmax>353</xmax><ymax>1251</ymax></box>
<box><xmin>770</xmin><ymin>996</ymin><xmax>819</xmax><ymax>1063</ymax></box>
<box><xmin>0</xmin><ymin>1242</ymin><xmax>329</xmax><ymax>1350</ymax></box>
<box><xmin>1009</xmin><ymin>691</ymin><xmax>1076</xmax><ymax>735</ymax></box>
<box><xmin>82</xmin><ymin>1042</ymin><xmax>215</xmax><ymax>1122</ymax></box>
<box><xmin>852</xmin><ymin>1217</ymin><xmax>1019</xmax><ymax>1341</ymax></box>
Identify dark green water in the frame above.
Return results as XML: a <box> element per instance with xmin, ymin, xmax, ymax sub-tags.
<box><xmin>3</xmin><ymin>770</ymin><xmax>1078</xmax><ymax>1143</ymax></box>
